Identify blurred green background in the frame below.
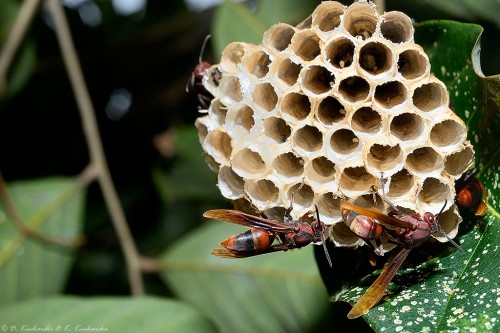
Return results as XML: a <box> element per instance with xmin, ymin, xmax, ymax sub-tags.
<box><xmin>0</xmin><ymin>0</ymin><xmax>498</xmax><ymax>332</ymax></box>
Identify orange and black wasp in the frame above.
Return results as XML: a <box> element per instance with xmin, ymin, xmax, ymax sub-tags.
<box><xmin>455</xmin><ymin>168</ymin><xmax>488</xmax><ymax>216</ymax></box>
<box><xmin>341</xmin><ymin>174</ymin><xmax>462</xmax><ymax>318</ymax></box>
<box><xmin>204</xmin><ymin>188</ymin><xmax>332</xmax><ymax>266</ymax></box>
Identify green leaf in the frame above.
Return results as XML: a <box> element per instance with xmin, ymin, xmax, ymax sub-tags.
<box><xmin>0</xmin><ymin>296</ymin><xmax>217</xmax><ymax>332</ymax></box>
<box><xmin>212</xmin><ymin>1</ymin><xmax>266</xmax><ymax>57</ymax></box>
<box><xmin>255</xmin><ymin>0</ymin><xmax>316</xmax><ymax>28</ymax></box>
<box><xmin>159</xmin><ymin>222</ymin><xmax>330</xmax><ymax>333</ymax></box>
<box><xmin>0</xmin><ymin>177</ymin><xmax>85</xmax><ymax>305</ymax></box>
<box><xmin>326</xmin><ymin>21</ymin><xmax>500</xmax><ymax>332</ymax></box>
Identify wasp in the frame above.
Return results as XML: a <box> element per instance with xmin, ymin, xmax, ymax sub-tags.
<box><xmin>342</xmin><ymin>199</ymin><xmax>462</xmax><ymax>318</ymax></box>
<box><xmin>204</xmin><ymin>188</ymin><xmax>332</xmax><ymax>266</ymax></box>
<box><xmin>455</xmin><ymin>168</ymin><xmax>488</xmax><ymax>216</ymax></box>
<box><xmin>341</xmin><ymin>173</ymin><xmax>462</xmax><ymax>318</ymax></box>
<box><xmin>186</xmin><ymin>35</ymin><xmax>221</xmax><ymax>109</ymax></box>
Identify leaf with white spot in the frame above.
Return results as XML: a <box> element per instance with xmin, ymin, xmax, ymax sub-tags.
<box><xmin>320</xmin><ymin>21</ymin><xmax>500</xmax><ymax>332</ymax></box>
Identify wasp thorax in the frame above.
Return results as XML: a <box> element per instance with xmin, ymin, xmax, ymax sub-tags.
<box><xmin>195</xmin><ymin>0</ymin><xmax>474</xmax><ymax>252</ymax></box>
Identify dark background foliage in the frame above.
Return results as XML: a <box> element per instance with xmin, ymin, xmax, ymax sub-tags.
<box><xmin>0</xmin><ymin>0</ymin><xmax>498</xmax><ymax>332</ymax></box>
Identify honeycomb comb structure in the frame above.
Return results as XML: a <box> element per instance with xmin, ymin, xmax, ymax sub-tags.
<box><xmin>195</xmin><ymin>1</ymin><xmax>474</xmax><ymax>250</ymax></box>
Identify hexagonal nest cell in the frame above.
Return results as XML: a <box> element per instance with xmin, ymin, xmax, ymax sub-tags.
<box><xmin>195</xmin><ymin>0</ymin><xmax>474</xmax><ymax>252</ymax></box>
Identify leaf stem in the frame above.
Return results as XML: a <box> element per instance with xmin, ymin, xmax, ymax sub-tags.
<box><xmin>0</xmin><ymin>168</ymin><xmax>91</xmax><ymax>248</ymax></box>
<box><xmin>44</xmin><ymin>0</ymin><xmax>144</xmax><ymax>295</ymax></box>
<box><xmin>0</xmin><ymin>0</ymin><xmax>42</xmax><ymax>97</ymax></box>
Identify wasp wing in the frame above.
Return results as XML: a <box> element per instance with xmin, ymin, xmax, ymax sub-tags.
<box><xmin>210</xmin><ymin>243</ymin><xmax>291</xmax><ymax>258</ymax></box>
<box><xmin>347</xmin><ymin>247</ymin><xmax>411</xmax><ymax>319</ymax></box>
<box><xmin>341</xmin><ymin>201</ymin><xmax>416</xmax><ymax>230</ymax></box>
<box><xmin>204</xmin><ymin>209</ymin><xmax>294</xmax><ymax>232</ymax></box>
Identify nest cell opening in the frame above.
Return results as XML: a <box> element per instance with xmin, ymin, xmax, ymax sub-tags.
<box><xmin>292</xmin><ymin>30</ymin><xmax>321</xmax><ymax>62</ymax></box>
<box><xmin>263</xmin><ymin>117</ymin><xmax>291</xmax><ymax>144</ymax></box>
<box><xmin>301</xmin><ymin>65</ymin><xmax>335</xmax><ymax>95</ymax></box>
<box><xmin>195</xmin><ymin>118</ymin><xmax>209</xmax><ymax>144</ymax></box>
<box><xmin>210</xmin><ymin>99</ymin><xmax>228</xmax><ymax>127</ymax></box>
<box><xmin>374</xmin><ymin>81</ymin><xmax>406</xmax><ymax>109</ymax></box>
<box><xmin>225</xmin><ymin>104</ymin><xmax>255</xmax><ymax>136</ymax></box>
<box><xmin>218</xmin><ymin>166</ymin><xmax>245</xmax><ymax>199</ymax></box>
<box><xmin>287</xmin><ymin>183</ymin><xmax>314</xmax><ymax>211</ymax></box>
<box><xmin>359</xmin><ymin>42</ymin><xmax>392</xmax><ymax>75</ymax></box>
<box><xmin>307</xmin><ymin>156</ymin><xmax>336</xmax><ymax>184</ymax></box>
<box><xmin>387</xmin><ymin>168</ymin><xmax>414</xmax><ymax>197</ymax></box>
<box><xmin>390</xmin><ymin>113</ymin><xmax>424</xmax><ymax>141</ymax></box>
<box><xmin>316</xmin><ymin>192</ymin><xmax>342</xmax><ymax>222</ymax></box>
<box><xmin>343</xmin><ymin>2</ymin><xmax>378</xmax><ymax>40</ymax></box>
<box><xmin>277</xmin><ymin>58</ymin><xmax>302</xmax><ymax>86</ymax></box>
<box><xmin>330</xmin><ymin>222</ymin><xmax>364</xmax><ymax>245</ymax></box>
<box><xmin>351</xmin><ymin>107</ymin><xmax>382</xmax><ymax>134</ymax></box>
<box><xmin>418</xmin><ymin>177</ymin><xmax>452</xmax><ymax>209</ymax></box>
<box><xmin>339</xmin><ymin>166</ymin><xmax>376</xmax><ymax>193</ymax></box>
<box><xmin>325</xmin><ymin>37</ymin><xmax>355</xmax><ymax>69</ymax></box>
<box><xmin>330</xmin><ymin>128</ymin><xmax>359</xmax><ymax>155</ymax></box>
<box><xmin>430</xmin><ymin>119</ymin><xmax>465</xmax><ymax>148</ymax></box>
<box><xmin>413</xmin><ymin>82</ymin><xmax>447</xmax><ymax>112</ymax></box>
<box><xmin>380</xmin><ymin>12</ymin><xmax>413</xmax><ymax>43</ymax></box>
<box><xmin>253</xmin><ymin>83</ymin><xmax>278</xmax><ymax>112</ymax></box>
<box><xmin>444</xmin><ymin>145</ymin><xmax>474</xmax><ymax>177</ymax></box>
<box><xmin>338</xmin><ymin>76</ymin><xmax>370</xmax><ymax>102</ymax></box>
<box><xmin>232</xmin><ymin>148</ymin><xmax>266</xmax><ymax>178</ymax></box>
<box><xmin>246</xmin><ymin>179</ymin><xmax>279</xmax><ymax>206</ymax></box>
<box><xmin>244</xmin><ymin>50</ymin><xmax>271</xmax><ymax>78</ymax></box>
<box><xmin>398</xmin><ymin>49</ymin><xmax>427</xmax><ymax>80</ymax></box>
<box><xmin>406</xmin><ymin>147</ymin><xmax>443</xmax><ymax>174</ymax></box>
<box><xmin>313</xmin><ymin>2</ymin><xmax>344</xmax><ymax>32</ymax></box>
<box><xmin>263</xmin><ymin>23</ymin><xmax>295</xmax><ymax>52</ymax></box>
<box><xmin>434</xmin><ymin>207</ymin><xmax>460</xmax><ymax>237</ymax></box>
<box><xmin>280</xmin><ymin>92</ymin><xmax>311</xmax><ymax>122</ymax></box>
<box><xmin>317</xmin><ymin>96</ymin><xmax>346</xmax><ymax>126</ymax></box>
<box><xmin>272</xmin><ymin>152</ymin><xmax>304</xmax><ymax>179</ymax></box>
<box><xmin>293</xmin><ymin>125</ymin><xmax>323</xmax><ymax>153</ymax></box>
<box><xmin>353</xmin><ymin>193</ymin><xmax>384</xmax><ymax>211</ymax></box>
<box><xmin>219</xmin><ymin>76</ymin><xmax>243</xmax><ymax>103</ymax></box>
<box><xmin>220</xmin><ymin>42</ymin><xmax>247</xmax><ymax>73</ymax></box>
<box><xmin>205</xmin><ymin>130</ymin><xmax>232</xmax><ymax>165</ymax></box>
<box><xmin>367</xmin><ymin>143</ymin><xmax>404</xmax><ymax>172</ymax></box>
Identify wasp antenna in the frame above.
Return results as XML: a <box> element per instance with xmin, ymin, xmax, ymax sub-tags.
<box><xmin>379</xmin><ymin>172</ymin><xmax>398</xmax><ymax>211</ymax></box>
<box><xmin>436</xmin><ymin>224</ymin><xmax>463</xmax><ymax>252</ymax></box>
<box><xmin>314</xmin><ymin>205</ymin><xmax>332</xmax><ymax>268</ymax></box>
<box><xmin>436</xmin><ymin>200</ymin><xmax>448</xmax><ymax>218</ymax></box>
<box><xmin>199</xmin><ymin>34</ymin><xmax>212</xmax><ymax>63</ymax></box>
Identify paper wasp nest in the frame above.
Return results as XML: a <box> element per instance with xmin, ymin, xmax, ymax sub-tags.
<box><xmin>195</xmin><ymin>1</ymin><xmax>474</xmax><ymax>250</ymax></box>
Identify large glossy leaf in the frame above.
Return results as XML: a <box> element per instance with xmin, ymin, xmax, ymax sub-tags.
<box><xmin>0</xmin><ymin>296</ymin><xmax>217</xmax><ymax>332</ymax></box>
<box><xmin>328</xmin><ymin>21</ymin><xmax>500</xmax><ymax>332</ymax></box>
<box><xmin>0</xmin><ymin>177</ymin><xmax>85</xmax><ymax>305</ymax></box>
<box><xmin>159</xmin><ymin>221</ymin><xmax>330</xmax><ymax>333</ymax></box>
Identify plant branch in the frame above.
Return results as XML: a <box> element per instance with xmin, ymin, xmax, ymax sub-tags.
<box><xmin>0</xmin><ymin>0</ymin><xmax>42</xmax><ymax>97</ymax></box>
<box><xmin>0</xmin><ymin>167</ymin><xmax>94</xmax><ymax>248</ymax></box>
<box><xmin>44</xmin><ymin>0</ymin><xmax>144</xmax><ymax>295</ymax></box>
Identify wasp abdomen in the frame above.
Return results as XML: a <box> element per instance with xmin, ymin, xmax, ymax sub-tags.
<box><xmin>220</xmin><ymin>228</ymin><xmax>274</xmax><ymax>252</ymax></box>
